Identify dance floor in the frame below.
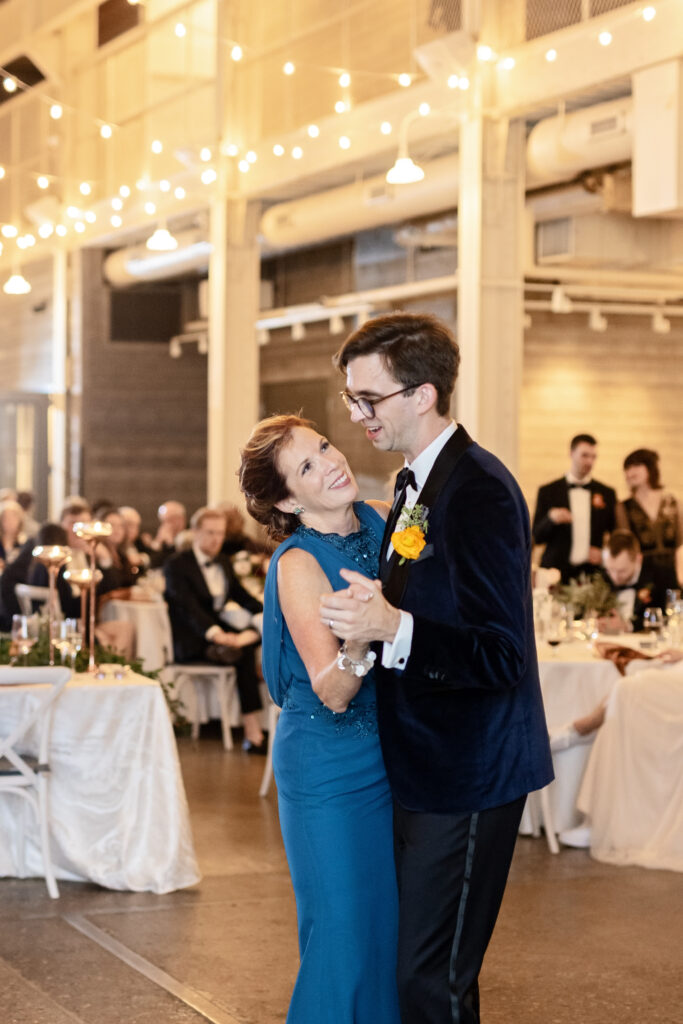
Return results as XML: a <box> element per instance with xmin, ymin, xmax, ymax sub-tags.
<box><xmin>0</xmin><ymin>724</ymin><xmax>679</xmax><ymax>1024</ymax></box>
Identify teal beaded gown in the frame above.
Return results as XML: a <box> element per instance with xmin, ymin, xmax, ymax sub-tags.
<box><xmin>262</xmin><ymin>501</ymin><xmax>400</xmax><ymax>1024</ymax></box>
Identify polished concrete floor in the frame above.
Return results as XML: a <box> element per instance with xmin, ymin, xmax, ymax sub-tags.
<box><xmin>1</xmin><ymin>727</ymin><xmax>681</xmax><ymax>1024</ymax></box>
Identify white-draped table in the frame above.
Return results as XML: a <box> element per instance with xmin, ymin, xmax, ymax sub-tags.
<box><xmin>536</xmin><ymin>640</ymin><xmax>623</xmax><ymax>833</ymax></box>
<box><xmin>100</xmin><ymin>597</ymin><xmax>174</xmax><ymax>672</ymax></box>
<box><xmin>0</xmin><ymin>670</ymin><xmax>200</xmax><ymax>893</ymax></box>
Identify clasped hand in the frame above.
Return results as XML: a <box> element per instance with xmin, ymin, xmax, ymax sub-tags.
<box><xmin>319</xmin><ymin>569</ymin><xmax>401</xmax><ymax>644</ymax></box>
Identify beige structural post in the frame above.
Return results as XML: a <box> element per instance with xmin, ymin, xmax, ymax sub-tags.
<box><xmin>48</xmin><ymin>250</ymin><xmax>68</xmax><ymax>518</ymax></box>
<box><xmin>456</xmin><ymin>108</ymin><xmax>526</xmax><ymax>473</ymax></box>
<box><xmin>206</xmin><ymin>198</ymin><xmax>261</xmax><ymax>506</ymax></box>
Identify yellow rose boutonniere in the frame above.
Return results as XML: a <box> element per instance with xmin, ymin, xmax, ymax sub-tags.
<box><xmin>392</xmin><ymin>504</ymin><xmax>428</xmax><ymax>565</ymax></box>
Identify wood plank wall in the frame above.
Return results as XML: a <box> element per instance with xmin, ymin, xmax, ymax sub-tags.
<box><xmin>0</xmin><ymin>258</ymin><xmax>54</xmax><ymax>393</ymax></box>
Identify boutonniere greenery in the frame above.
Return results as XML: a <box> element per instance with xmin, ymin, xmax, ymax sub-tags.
<box><xmin>392</xmin><ymin>504</ymin><xmax>428</xmax><ymax>565</ymax></box>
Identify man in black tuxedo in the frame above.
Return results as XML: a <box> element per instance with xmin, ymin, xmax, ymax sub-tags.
<box><xmin>600</xmin><ymin>529</ymin><xmax>669</xmax><ymax>632</ymax></box>
<box><xmin>320</xmin><ymin>313</ymin><xmax>553</xmax><ymax>1024</ymax></box>
<box><xmin>164</xmin><ymin>506</ymin><xmax>265</xmax><ymax>750</ymax></box>
<box><xmin>532</xmin><ymin>434</ymin><xmax>616</xmax><ymax>583</ymax></box>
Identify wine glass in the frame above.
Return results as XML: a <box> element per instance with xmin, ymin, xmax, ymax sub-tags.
<box><xmin>545</xmin><ymin>603</ymin><xmax>568</xmax><ymax>657</ymax></box>
<box><xmin>66</xmin><ymin>619</ymin><xmax>83</xmax><ymax>671</ymax></box>
<box><xmin>10</xmin><ymin>614</ymin><xmax>40</xmax><ymax>663</ymax></box>
<box><xmin>642</xmin><ymin>607</ymin><xmax>664</xmax><ymax>652</ymax></box>
<box><xmin>665</xmin><ymin>590</ymin><xmax>681</xmax><ymax>619</ymax></box>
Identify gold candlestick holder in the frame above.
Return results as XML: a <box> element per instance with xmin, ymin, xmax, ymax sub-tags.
<box><xmin>72</xmin><ymin>521</ymin><xmax>113</xmax><ymax>672</ymax></box>
<box><xmin>31</xmin><ymin>544</ymin><xmax>71</xmax><ymax>665</ymax></box>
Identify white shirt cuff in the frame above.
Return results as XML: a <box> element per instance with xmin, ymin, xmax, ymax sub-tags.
<box><xmin>382</xmin><ymin>611</ymin><xmax>413</xmax><ymax>670</ymax></box>
<box><xmin>205</xmin><ymin>624</ymin><xmax>222</xmax><ymax>641</ymax></box>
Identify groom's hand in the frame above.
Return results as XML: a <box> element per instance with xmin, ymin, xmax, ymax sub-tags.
<box><xmin>319</xmin><ymin>569</ymin><xmax>401</xmax><ymax>644</ymax></box>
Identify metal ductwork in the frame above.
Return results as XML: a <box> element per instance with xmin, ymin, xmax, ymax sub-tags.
<box><xmin>260</xmin><ymin>153</ymin><xmax>460</xmax><ymax>250</ymax></box>
<box><xmin>102</xmin><ymin>96</ymin><xmax>637</xmax><ymax>278</ymax></box>
<box><xmin>102</xmin><ymin>229</ymin><xmax>211</xmax><ymax>287</ymax></box>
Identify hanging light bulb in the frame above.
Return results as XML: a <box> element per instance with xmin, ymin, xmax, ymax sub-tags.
<box><xmin>146</xmin><ymin>223</ymin><xmax>178</xmax><ymax>251</ymax></box>
<box><xmin>231</xmin><ymin>44</ymin><xmax>243</xmax><ymax>61</ymax></box>
<box><xmin>50</xmin><ymin>103</ymin><xmax>63</xmax><ymax>119</ymax></box>
<box><xmin>3</xmin><ymin>268</ymin><xmax>31</xmax><ymax>294</ymax></box>
<box><xmin>37</xmin><ymin>176</ymin><xmax>49</xmax><ymax>189</ymax></box>
<box><xmin>339</xmin><ymin>72</ymin><xmax>351</xmax><ymax>88</ymax></box>
<box><xmin>100</xmin><ymin>124</ymin><xmax>112</xmax><ymax>139</ymax></box>
<box><xmin>588</xmin><ymin>308</ymin><xmax>607</xmax><ymax>332</ymax></box>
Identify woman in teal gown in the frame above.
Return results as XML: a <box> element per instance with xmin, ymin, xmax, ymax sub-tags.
<box><xmin>239</xmin><ymin>415</ymin><xmax>400</xmax><ymax>1024</ymax></box>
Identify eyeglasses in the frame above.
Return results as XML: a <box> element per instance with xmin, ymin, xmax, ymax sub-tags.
<box><xmin>339</xmin><ymin>383</ymin><xmax>424</xmax><ymax>419</ymax></box>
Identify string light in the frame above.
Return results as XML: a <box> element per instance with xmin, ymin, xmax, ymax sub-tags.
<box><xmin>1</xmin><ymin>225</ymin><xmax>18</xmax><ymax>238</ymax></box>
<box><xmin>79</xmin><ymin>182</ymin><xmax>91</xmax><ymax>196</ymax></box>
<box><xmin>419</xmin><ymin>103</ymin><xmax>430</xmax><ymax>116</ymax></box>
<box><xmin>55</xmin><ymin>224</ymin><xmax>67</xmax><ymax>236</ymax></box>
<box><xmin>339</xmin><ymin>135</ymin><xmax>350</xmax><ymax>149</ymax></box>
<box><xmin>246</xmin><ymin>150</ymin><xmax>257</xmax><ymax>163</ymax></box>
<box><xmin>151</xmin><ymin>139</ymin><xmax>163</xmax><ymax>154</ymax></box>
<box><xmin>458</xmin><ymin>77</ymin><xmax>469</xmax><ymax>90</ymax></box>
<box><xmin>110</xmin><ymin>214</ymin><xmax>122</xmax><ymax>227</ymax></box>
<box><xmin>339</xmin><ymin>72</ymin><xmax>351</xmax><ymax>88</ymax></box>
<box><xmin>201</xmin><ymin>168</ymin><xmax>217</xmax><ymax>183</ymax></box>
<box><xmin>144</xmin><ymin>201</ymin><xmax>156</xmax><ymax>215</ymax></box>
<box><xmin>292</xmin><ymin>146</ymin><xmax>303</xmax><ymax>159</ymax></box>
<box><xmin>0</xmin><ymin>166</ymin><xmax>5</xmax><ymax>179</ymax></box>
<box><xmin>381</xmin><ymin>121</ymin><xmax>392</xmax><ymax>135</ymax></box>
<box><xmin>175</xmin><ymin>23</ymin><xmax>186</xmax><ymax>38</ymax></box>
<box><xmin>224</xmin><ymin>143</ymin><xmax>239</xmax><ymax>157</ymax></box>
<box><xmin>136</xmin><ymin>178</ymin><xmax>147</xmax><ymax>191</ymax></box>
<box><xmin>159</xmin><ymin>179</ymin><xmax>171</xmax><ymax>192</ymax></box>
<box><xmin>100</xmin><ymin>124</ymin><xmax>112</xmax><ymax>139</ymax></box>
<box><xmin>273</xmin><ymin>143</ymin><xmax>285</xmax><ymax>156</ymax></box>
<box><xmin>334</xmin><ymin>100</ymin><xmax>347</xmax><ymax>113</ymax></box>
<box><xmin>545</xmin><ymin>48</ymin><xmax>557</xmax><ymax>62</ymax></box>
<box><xmin>174</xmin><ymin>186</ymin><xmax>186</xmax><ymax>199</ymax></box>
<box><xmin>200</xmin><ymin>147</ymin><xmax>212</xmax><ymax>161</ymax></box>
<box><xmin>283</xmin><ymin>62</ymin><xmax>295</xmax><ymax>76</ymax></box>
<box><xmin>66</xmin><ymin>206</ymin><xmax>79</xmax><ymax>218</ymax></box>
<box><xmin>111</xmin><ymin>197</ymin><xmax>123</xmax><ymax>210</ymax></box>
<box><xmin>307</xmin><ymin>124</ymin><xmax>319</xmax><ymax>138</ymax></box>
<box><xmin>3</xmin><ymin>77</ymin><xmax>17</xmax><ymax>93</ymax></box>
<box><xmin>37</xmin><ymin>176</ymin><xmax>49</xmax><ymax>189</ymax></box>
<box><xmin>599</xmin><ymin>30</ymin><xmax>612</xmax><ymax>46</ymax></box>
<box><xmin>642</xmin><ymin>6</ymin><xmax>656</xmax><ymax>21</ymax></box>
<box><xmin>238</xmin><ymin>159</ymin><xmax>249</xmax><ymax>172</ymax></box>
<box><xmin>50</xmin><ymin>103</ymin><xmax>63</xmax><ymax>119</ymax></box>
<box><xmin>85</xmin><ymin>211</ymin><xmax>96</xmax><ymax>223</ymax></box>
<box><xmin>447</xmin><ymin>75</ymin><xmax>459</xmax><ymax>88</ymax></box>
<box><xmin>119</xmin><ymin>185</ymin><xmax>131</xmax><ymax>198</ymax></box>
<box><xmin>74</xmin><ymin>221</ymin><xmax>85</xmax><ymax>233</ymax></box>
<box><xmin>38</xmin><ymin>223</ymin><xmax>54</xmax><ymax>239</ymax></box>
<box><xmin>477</xmin><ymin>45</ymin><xmax>495</xmax><ymax>61</ymax></box>
<box><xmin>398</xmin><ymin>73</ymin><xmax>411</xmax><ymax>87</ymax></box>
<box><xmin>231</xmin><ymin>45</ymin><xmax>243</xmax><ymax>61</ymax></box>
<box><xmin>499</xmin><ymin>57</ymin><xmax>515</xmax><ymax>70</ymax></box>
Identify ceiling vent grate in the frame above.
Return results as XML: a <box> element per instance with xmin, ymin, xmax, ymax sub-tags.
<box><xmin>536</xmin><ymin>217</ymin><xmax>574</xmax><ymax>263</ymax></box>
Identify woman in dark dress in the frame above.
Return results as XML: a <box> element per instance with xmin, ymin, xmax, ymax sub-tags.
<box><xmin>615</xmin><ymin>448</ymin><xmax>683</xmax><ymax>589</ymax></box>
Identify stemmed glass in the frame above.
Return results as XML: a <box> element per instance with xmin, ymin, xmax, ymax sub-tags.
<box><xmin>10</xmin><ymin>614</ymin><xmax>40</xmax><ymax>664</ymax></box>
<box><xmin>54</xmin><ymin>618</ymin><xmax>83</xmax><ymax>671</ymax></box>
<box><xmin>545</xmin><ymin>602</ymin><xmax>568</xmax><ymax>657</ymax></box>
<box><xmin>642</xmin><ymin>607</ymin><xmax>665</xmax><ymax>652</ymax></box>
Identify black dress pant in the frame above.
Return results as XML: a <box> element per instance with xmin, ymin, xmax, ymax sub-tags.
<box><xmin>393</xmin><ymin>794</ymin><xmax>526</xmax><ymax>1024</ymax></box>
<box><xmin>204</xmin><ymin>641</ymin><xmax>262</xmax><ymax>715</ymax></box>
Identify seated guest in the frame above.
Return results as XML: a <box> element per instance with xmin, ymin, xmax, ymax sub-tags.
<box><xmin>164</xmin><ymin>506</ymin><xmax>265</xmax><ymax>751</ymax></box>
<box><xmin>0</xmin><ymin>498</ymin><xmax>27</xmax><ymax>569</ymax></box>
<box><xmin>599</xmin><ymin>529</ymin><xmax>668</xmax><ymax>633</ymax></box>
<box><xmin>0</xmin><ymin>528</ymin><xmax>40</xmax><ymax>629</ymax></box>
<box><xmin>141</xmin><ymin>500</ymin><xmax>188</xmax><ymax>565</ymax></box>
<box><xmin>119</xmin><ymin>505</ymin><xmax>153</xmax><ymax>571</ymax></box>
<box><xmin>96</xmin><ymin>509</ymin><xmax>139</xmax><ymax>600</ymax></box>
<box><xmin>16</xmin><ymin>490</ymin><xmax>40</xmax><ymax>537</ymax></box>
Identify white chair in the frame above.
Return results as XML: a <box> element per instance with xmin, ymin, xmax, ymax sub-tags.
<box><xmin>165</xmin><ymin>664</ymin><xmax>238</xmax><ymax>750</ymax></box>
<box><xmin>14</xmin><ymin>583</ymin><xmax>51</xmax><ymax>617</ymax></box>
<box><xmin>259</xmin><ymin>699</ymin><xmax>281</xmax><ymax>797</ymax></box>
<box><xmin>0</xmin><ymin>666</ymin><xmax>72</xmax><ymax>898</ymax></box>
<box><xmin>525</xmin><ymin>785</ymin><xmax>560</xmax><ymax>854</ymax></box>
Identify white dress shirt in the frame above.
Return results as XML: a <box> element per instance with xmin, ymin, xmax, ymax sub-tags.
<box><xmin>382</xmin><ymin>421</ymin><xmax>457</xmax><ymax>671</ymax></box>
<box><xmin>567</xmin><ymin>473</ymin><xmax>592</xmax><ymax>566</ymax></box>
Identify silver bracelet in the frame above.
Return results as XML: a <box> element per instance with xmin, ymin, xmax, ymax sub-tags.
<box><xmin>336</xmin><ymin>641</ymin><xmax>376</xmax><ymax>678</ymax></box>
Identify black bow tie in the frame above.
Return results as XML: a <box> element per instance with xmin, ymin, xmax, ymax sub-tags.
<box><xmin>204</xmin><ymin>559</ymin><xmax>218</xmax><ymax>568</ymax></box>
<box><xmin>568</xmin><ymin>482</ymin><xmax>591</xmax><ymax>490</ymax></box>
<box><xmin>394</xmin><ymin>467</ymin><xmax>417</xmax><ymax>497</ymax></box>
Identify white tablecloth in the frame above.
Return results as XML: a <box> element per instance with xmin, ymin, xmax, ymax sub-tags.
<box><xmin>578</xmin><ymin>665</ymin><xmax>683</xmax><ymax>871</ymax></box>
<box><xmin>536</xmin><ymin>640</ymin><xmax>621</xmax><ymax>832</ymax></box>
<box><xmin>0</xmin><ymin>671</ymin><xmax>200</xmax><ymax>893</ymax></box>
<box><xmin>100</xmin><ymin>598</ymin><xmax>173</xmax><ymax>672</ymax></box>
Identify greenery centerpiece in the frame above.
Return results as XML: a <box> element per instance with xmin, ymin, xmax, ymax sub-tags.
<box><xmin>554</xmin><ymin>572</ymin><xmax>619</xmax><ymax>618</ymax></box>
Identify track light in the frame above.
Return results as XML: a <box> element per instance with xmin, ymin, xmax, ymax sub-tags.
<box><xmin>550</xmin><ymin>286</ymin><xmax>573</xmax><ymax>314</ymax></box>
<box><xmin>291</xmin><ymin>322</ymin><xmax>306</xmax><ymax>341</ymax></box>
<box><xmin>652</xmin><ymin>311</ymin><xmax>671</xmax><ymax>334</ymax></box>
<box><xmin>588</xmin><ymin>308</ymin><xmax>607</xmax><ymax>332</ymax></box>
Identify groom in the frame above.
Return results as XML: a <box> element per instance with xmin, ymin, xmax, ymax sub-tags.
<box><xmin>320</xmin><ymin>313</ymin><xmax>553</xmax><ymax>1024</ymax></box>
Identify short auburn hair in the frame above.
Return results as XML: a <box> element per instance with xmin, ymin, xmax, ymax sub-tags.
<box><xmin>623</xmin><ymin>448</ymin><xmax>661</xmax><ymax>488</ymax></box>
<box><xmin>239</xmin><ymin>414</ymin><xmax>315</xmax><ymax>541</ymax></box>
<box><xmin>607</xmin><ymin>529</ymin><xmax>641</xmax><ymax>559</ymax></box>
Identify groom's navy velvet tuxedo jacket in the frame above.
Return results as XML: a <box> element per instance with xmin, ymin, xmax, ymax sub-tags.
<box><xmin>376</xmin><ymin>426</ymin><xmax>553</xmax><ymax>814</ymax></box>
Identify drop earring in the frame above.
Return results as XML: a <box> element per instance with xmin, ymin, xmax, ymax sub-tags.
<box><xmin>293</xmin><ymin>506</ymin><xmax>305</xmax><ymax>516</ymax></box>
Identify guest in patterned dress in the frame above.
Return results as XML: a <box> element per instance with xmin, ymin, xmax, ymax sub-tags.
<box><xmin>616</xmin><ymin>448</ymin><xmax>683</xmax><ymax>589</ymax></box>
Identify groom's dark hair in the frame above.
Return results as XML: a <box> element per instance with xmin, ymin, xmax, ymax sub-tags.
<box><xmin>334</xmin><ymin>312</ymin><xmax>460</xmax><ymax>417</ymax></box>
